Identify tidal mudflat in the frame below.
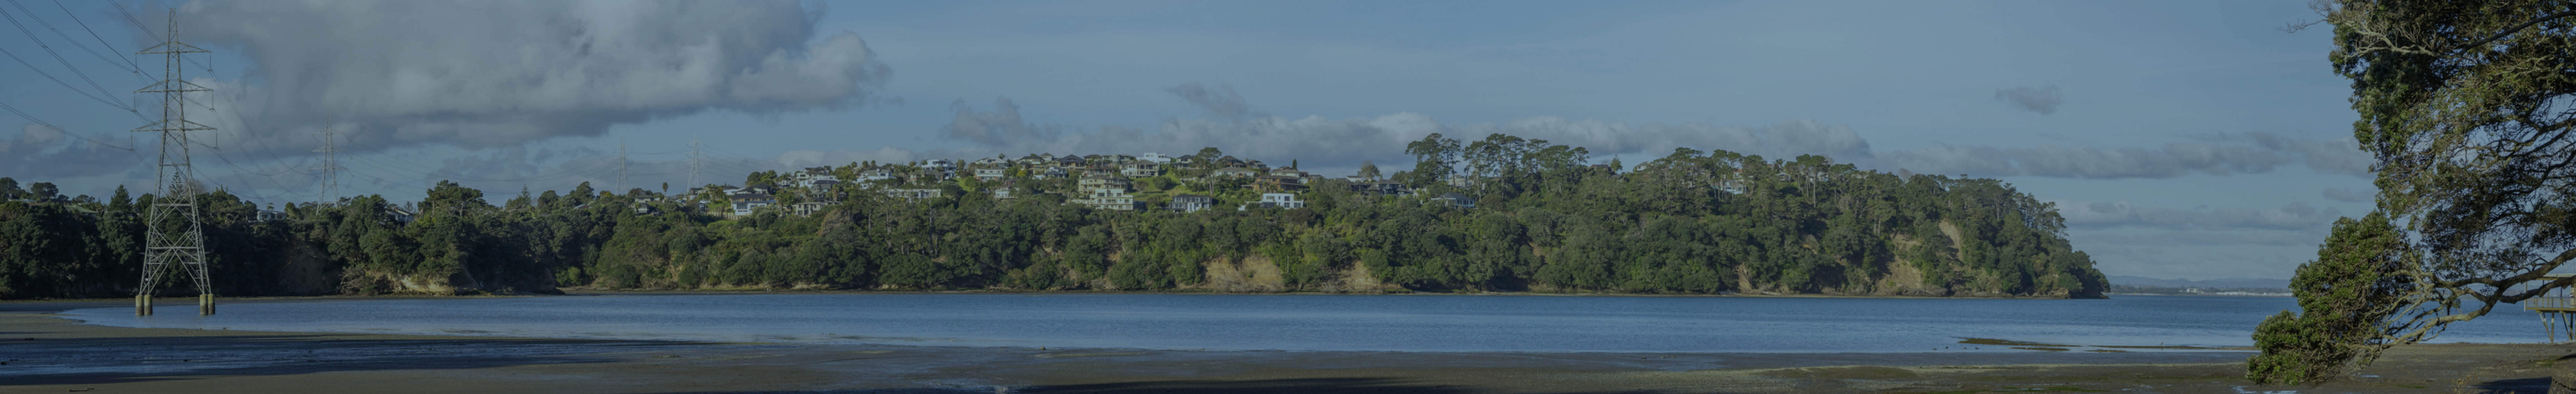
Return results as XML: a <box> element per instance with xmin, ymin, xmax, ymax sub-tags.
<box><xmin>4</xmin><ymin>296</ymin><xmax>2569</xmax><ymax>394</ymax></box>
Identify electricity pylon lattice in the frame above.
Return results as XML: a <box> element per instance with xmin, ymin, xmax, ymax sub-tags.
<box><xmin>314</xmin><ymin>127</ymin><xmax>341</xmax><ymax>205</ymax></box>
<box><xmin>687</xmin><ymin>139</ymin><xmax>704</xmax><ymax>190</ymax></box>
<box><xmin>616</xmin><ymin>140</ymin><xmax>630</xmax><ymax>193</ymax></box>
<box><xmin>132</xmin><ymin>10</ymin><xmax>214</xmax><ymax>316</ymax></box>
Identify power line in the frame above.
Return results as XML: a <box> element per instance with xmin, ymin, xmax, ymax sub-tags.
<box><xmin>8</xmin><ymin>0</ymin><xmax>142</xmax><ymax>78</ymax></box>
<box><xmin>48</xmin><ymin>0</ymin><xmax>143</xmax><ymax>76</ymax></box>
<box><xmin>344</xmin><ymin>152</ymin><xmax>622</xmax><ymax>184</ymax></box>
<box><xmin>0</xmin><ymin>100</ymin><xmax>132</xmax><ymax>151</ymax></box>
<box><xmin>0</xmin><ymin>2</ymin><xmax>133</xmax><ymax>109</ymax></box>
<box><xmin>109</xmin><ymin>2</ymin><xmax>151</xmax><ymax>41</ymax></box>
<box><xmin>0</xmin><ymin>38</ymin><xmax>142</xmax><ymax>116</ymax></box>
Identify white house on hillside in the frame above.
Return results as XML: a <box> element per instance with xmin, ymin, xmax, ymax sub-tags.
<box><xmin>1243</xmin><ymin>193</ymin><xmax>1304</xmax><ymax>209</ymax></box>
<box><xmin>858</xmin><ymin>169</ymin><xmax>897</xmax><ymax>183</ymax></box>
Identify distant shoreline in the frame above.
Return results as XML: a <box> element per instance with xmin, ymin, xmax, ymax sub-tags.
<box><xmin>4</xmin><ymin>288</ymin><xmax>2112</xmax><ymax>305</ymax></box>
<box><xmin>2103</xmin><ymin>292</ymin><xmax>2291</xmax><ymax>298</ymax></box>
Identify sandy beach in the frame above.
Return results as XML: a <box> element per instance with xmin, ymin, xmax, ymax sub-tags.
<box><xmin>1</xmin><ymin>298</ymin><xmax>2568</xmax><ymax>394</ymax></box>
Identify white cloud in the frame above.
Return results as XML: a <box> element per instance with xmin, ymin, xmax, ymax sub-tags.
<box><xmin>781</xmin><ymin>94</ymin><xmax>2375</xmax><ymax>182</ymax></box>
<box><xmin>168</xmin><ymin>0</ymin><xmax>888</xmax><ymax>153</ymax></box>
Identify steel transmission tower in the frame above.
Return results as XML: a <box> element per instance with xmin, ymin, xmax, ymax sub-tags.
<box><xmin>132</xmin><ymin>10</ymin><xmax>214</xmax><ymax>316</ymax></box>
<box><xmin>616</xmin><ymin>140</ymin><xmax>630</xmax><ymax>193</ymax></box>
<box><xmin>687</xmin><ymin>139</ymin><xmax>704</xmax><ymax>189</ymax></box>
<box><xmin>313</xmin><ymin>127</ymin><xmax>342</xmax><ymax>205</ymax></box>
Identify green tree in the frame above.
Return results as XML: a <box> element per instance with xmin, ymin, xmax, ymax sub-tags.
<box><xmin>2247</xmin><ymin>1</ymin><xmax>2576</xmax><ymax>384</ymax></box>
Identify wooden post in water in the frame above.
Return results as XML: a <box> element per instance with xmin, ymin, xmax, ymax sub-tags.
<box><xmin>135</xmin><ymin>294</ymin><xmax>152</xmax><ymax>316</ymax></box>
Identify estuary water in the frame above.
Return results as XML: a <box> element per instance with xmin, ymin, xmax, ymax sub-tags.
<box><xmin>63</xmin><ymin>294</ymin><xmax>2556</xmax><ymax>353</ymax></box>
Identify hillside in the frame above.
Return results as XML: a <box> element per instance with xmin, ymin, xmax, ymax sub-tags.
<box><xmin>0</xmin><ymin>133</ymin><xmax>2107</xmax><ymax>299</ymax></box>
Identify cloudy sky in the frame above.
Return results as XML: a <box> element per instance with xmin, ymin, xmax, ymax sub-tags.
<box><xmin>0</xmin><ymin>1</ymin><xmax>2367</xmax><ymax>280</ymax></box>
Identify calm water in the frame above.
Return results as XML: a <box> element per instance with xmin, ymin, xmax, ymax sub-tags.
<box><xmin>63</xmin><ymin>294</ymin><xmax>2556</xmax><ymax>353</ymax></box>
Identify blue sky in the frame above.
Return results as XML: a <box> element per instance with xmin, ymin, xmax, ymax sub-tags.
<box><xmin>0</xmin><ymin>1</ymin><xmax>2368</xmax><ymax>280</ymax></box>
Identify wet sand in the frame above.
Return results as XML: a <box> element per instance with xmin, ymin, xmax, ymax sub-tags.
<box><xmin>1</xmin><ymin>298</ymin><xmax>2568</xmax><ymax>394</ymax></box>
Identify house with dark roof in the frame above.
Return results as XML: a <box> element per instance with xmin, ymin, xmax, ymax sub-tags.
<box><xmin>1121</xmin><ymin>161</ymin><xmax>1161</xmax><ymax>178</ymax></box>
<box><xmin>728</xmin><ymin>193</ymin><xmax>777</xmax><ymax>216</ymax></box>
<box><xmin>1253</xmin><ymin>175</ymin><xmax>1306</xmax><ymax>191</ymax></box>
<box><xmin>1350</xmin><ymin>180</ymin><xmax>1412</xmax><ymax>197</ymax></box>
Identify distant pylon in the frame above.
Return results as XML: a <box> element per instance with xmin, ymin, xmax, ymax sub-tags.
<box><xmin>312</xmin><ymin>125</ymin><xmax>341</xmax><ymax>205</ymax></box>
<box><xmin>131</xmin><ymin>10</ymin><xmax>214</xmax><ymax>316</ymax></box>
<box><xmin>687</xmin><ymin>138</ymin><xmax>704</xmax><ymax>189</ymax></box>
<box><xmin>616</xmin><ymin>140</ymin><xmax>629</xmax><ymax>193</ymax></box>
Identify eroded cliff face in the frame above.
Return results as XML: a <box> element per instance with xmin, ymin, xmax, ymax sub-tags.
<box><xmin>332</xmin><ymin>268</ymin><xmax>559</xmax><ymax>295</ymax></box>
<box><xmin>257</xmin><ymin>238</ymin><xmax>560</xmax><ymax>296</ymax></box>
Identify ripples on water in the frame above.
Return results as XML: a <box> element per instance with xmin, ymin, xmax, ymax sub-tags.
<box><xmin>64</xmin><ymin>294</ymin><xmax>2552</xmax><ymax>353</ymax></box>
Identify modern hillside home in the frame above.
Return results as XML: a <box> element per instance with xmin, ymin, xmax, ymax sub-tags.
<box><xmin>1210</xmin><ymin>167</ymin><xmax>1260</xmax><ymax>178</ymax></box>
<box><xmin>1169</xmin><ymin>194</ymin><xmax>1215</xmax><ymax>212</ymax></box>
<box><xmin>911</xmin><ymin>168</ymin><xmax>947</xmax><ymax>182</ymax></box>
<box><xmin>1120</xmin><ymin>161</ymin><xmax>1161</xmax><ymax>178</ymax></box>
<box><xmin>974</xmin><ymin>168</ymin><xmax>1007</xmax><ymax>181</ymax></box>
<box><xmin>1432</xmin><ymin>192</ymin><xmax>1475</xmax><ymax>208</ymax></box>
<box><xmin>1253</xmin><ymin>175</ymin><xmax>1305</xmax><ymax>191</ymax></box>
<box><xmin>1076</xmin><ymin>188</ymin><xmax>1141</xmax><ymax>211</ymax></box>
<box><xmin>806</xmin><ymin>179</ymin><xmax>840</xmax><ymax>191</ymax></box>
<box><xmin>883</xmin><ymin>188</ymin><xmax>942</xmax><ymax>201</ymax></box>
<box><xmin>1078</xmin><ymin>175</ymin><xmax>1132</xmax><ymax>192</ymax></box>
<box><xmin>857</xmin><ymin>169</ymin><xmax>897</xmax><ymax>183</ymax></box>
<box><xmin>1244</xmin><ymin>193</ymin><xmax>1304</xmax><ymax>209</ymax></box>
<box><xmin>728</xmin><ymin>193</ymin><xmax>775</xmax><ymax>216</ymax></box>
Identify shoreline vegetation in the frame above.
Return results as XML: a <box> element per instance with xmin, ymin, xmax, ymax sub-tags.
<box><xmin>1</xmin><ymin>288</ymin><xmax>2107</xmax><ymax>305</ymax></box>
<box><xmin>1</xmin><ymin>133</ymin><xmax>2107</xmax><ymax>300</ymax></box>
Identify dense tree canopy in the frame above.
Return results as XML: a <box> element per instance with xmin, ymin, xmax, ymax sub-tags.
<box><xmin>2249</xmin><ymin>0</ymin><xmax>2576</xmax><ymax>385</ymax></box>
<box><xmin>0</xmin><ymin>134</ymin><xmax>2105</xmax><ymax>301</ymax></box>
